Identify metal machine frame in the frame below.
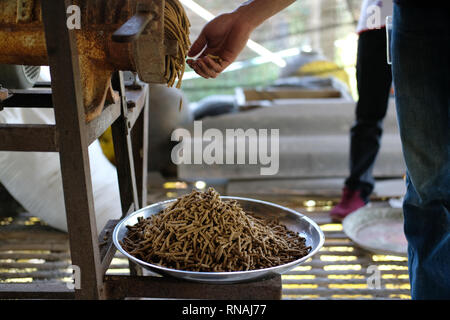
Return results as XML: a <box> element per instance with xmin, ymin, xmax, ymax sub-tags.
<box><xmin>0</xmin><ymin>0</ymin><xmax>281</xmax><ymax>299</ymax></box>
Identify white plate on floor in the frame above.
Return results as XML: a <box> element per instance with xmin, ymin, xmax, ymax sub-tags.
<box><xmin>343</xmin><ymin>207</ymin><xmax>408</xmax><ymax>257</ymax></box>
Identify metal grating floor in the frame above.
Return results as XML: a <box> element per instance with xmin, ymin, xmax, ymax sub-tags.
<box><xmin>281</xmin><ymin>209</ymin><xmax>410</xmax><ymax>299</ymax></box>
<box><xmin>0</xmin><ymin>194</ymin><xmax>411</xmax><ymax>300</ymax></box>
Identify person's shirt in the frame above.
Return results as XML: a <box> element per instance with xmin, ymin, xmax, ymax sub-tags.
<box><xmin>357</xmin><ymin>0</ymin><xmax>393</xmax><ymax>34</ymax></box>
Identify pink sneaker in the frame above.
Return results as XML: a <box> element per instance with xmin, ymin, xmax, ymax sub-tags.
<box><xmin>330</xmin><ymin>187</ymin><xmax>366</xmax><ymax>222</ymax></box>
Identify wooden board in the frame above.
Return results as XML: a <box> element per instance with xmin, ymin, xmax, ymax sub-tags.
<box><xmin>236</xmin><ymin>87</ymin><xmax>342</xmax><ymax>107</ymax></box>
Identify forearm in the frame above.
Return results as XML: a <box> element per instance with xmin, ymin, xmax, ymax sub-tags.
<box><xmin>187</xmin><ymin>0</ymin><xmax>296</xmax><ymax>78</ymax></box>
<box><xmin>234</xmin><ymin>0</ymin><xmax>296</xmax><ymax>29</ymax></box>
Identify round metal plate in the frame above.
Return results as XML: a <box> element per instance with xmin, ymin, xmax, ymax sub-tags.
<box><xmin>113</xmin><ymin>196</ymin><xmax>325</xmax><ymax>284</ymax></box>
<box><xmin>343</xmin><ymin>207</ymin><xmax>408</xmax><ymax>257</ymax></box>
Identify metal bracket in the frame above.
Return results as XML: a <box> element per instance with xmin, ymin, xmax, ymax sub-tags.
<box><xmin>16</xmin><ymin>0</ymin><xmax>35</xmax><ymax>23</ymax></box>
<box><xmin>112</xmin><ymin>0</ymin><xmax>167</xmax><ymax>84</ymax></box>
<box><xmin>111</xmin><ymin>1</ymin><xmax>156</xmax><ymax>43</ymax></box>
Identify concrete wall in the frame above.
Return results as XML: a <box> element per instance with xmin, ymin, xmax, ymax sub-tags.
<box><xmin>177</xmin><ymin>98</ymin><xmax>405</xmax><ymax>180</ymax></box>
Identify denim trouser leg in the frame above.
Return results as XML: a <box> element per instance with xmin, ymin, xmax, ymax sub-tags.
<box><xmin>392</xmin><ymin>5</ymin><xmax>450</xmax><ymax>299</ymax></box>
<box><xmin>345</xmin><ymin>29</ymin><xmax>392</xmax><ymax>201</ymax></box>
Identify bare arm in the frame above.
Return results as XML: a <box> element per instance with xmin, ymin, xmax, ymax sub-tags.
<box><xmin>187</xmin><ymin>0</ymin><xmax>296</xmax><ymax>79</ymax></box>
<box><xmin>236</xmin><ymin>0</ymin><xmax>297</xmax><ymax>27</ymax></box>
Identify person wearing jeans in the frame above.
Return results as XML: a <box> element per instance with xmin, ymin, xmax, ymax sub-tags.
<box><xmin>330</xmin><ymin>0</ymin><xmax>394</xmax><ymax>221</ymax></box>
<box><xmin>187</xmin><ymin>0</ymin><xmax>450</xmax><ymax>299</ymax></box>
<box><xmin>391</xmin><ymin>1</ymin><xmax>450</xmax><ymax>299</ymax></box>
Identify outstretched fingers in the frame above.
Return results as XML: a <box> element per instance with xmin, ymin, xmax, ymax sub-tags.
<box><xmin>186</xmin><ymin>55</ymin><xmax>229</xmax><ymax>79</ymax></box>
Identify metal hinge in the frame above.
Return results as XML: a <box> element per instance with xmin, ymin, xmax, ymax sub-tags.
<box><xmin>16</xmin><ymin>0</ymin><xmax>35</xmax><ymax>23</ymax></box>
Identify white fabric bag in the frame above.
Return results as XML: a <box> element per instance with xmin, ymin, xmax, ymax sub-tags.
<box><xmin>0</xmin><ymin>108</ymin><xmax>122</xmax><ymax>234</ymax></box>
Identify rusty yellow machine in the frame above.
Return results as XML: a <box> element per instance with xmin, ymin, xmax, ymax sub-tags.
<box><xmin>0</xmin><ymin>0</ymin><xmax>178</xmax><ymax>121</ymax></box>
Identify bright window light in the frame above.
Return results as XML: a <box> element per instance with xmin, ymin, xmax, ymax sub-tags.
<box><xmin>195</xmin><ymin>180</ymin><xmax>207</xmax><ymax>189</ymax></box>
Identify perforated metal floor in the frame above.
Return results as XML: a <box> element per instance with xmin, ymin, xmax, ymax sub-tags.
<box><xmin>282</xmin><ymin>211</ymin><xmax>410</xmax><ymax>299</ymax></box>
<box><xmin>0</xmin><ymin>194</ymin><xmax>410</xmax><ymax>300</ymax></box>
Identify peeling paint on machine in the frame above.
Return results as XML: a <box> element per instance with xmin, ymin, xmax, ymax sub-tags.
<box><xmin>0</xmin><ymin>0</ymin><xmax>171</xmax><ymax>121</ymax></box>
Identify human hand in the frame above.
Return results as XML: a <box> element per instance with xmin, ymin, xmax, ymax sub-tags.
<box><xmin>186</xmin><ymin>12</ymin><xmax>254</xmax><ymax>79</ymax></box>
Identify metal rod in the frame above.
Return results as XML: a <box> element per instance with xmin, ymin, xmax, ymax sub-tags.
<box><xmin>111</xmin><ymin>71</ymin><xmax>140</xmax><ymax>215</ymax></box>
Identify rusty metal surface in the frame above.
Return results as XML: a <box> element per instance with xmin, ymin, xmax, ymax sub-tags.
<box><xmin>132</xmin><ymin>0</ymin><xmax>166</xmax><ymax>83</ymax></box>
<box><xmin>16</xmin><ymin>0</ymin><xmax>36</xmax><ymax>23</ymax></box>
<box><xmin>0</xmin><ymin>0</ymin><xmax>46</xmax><ymax>65</ymax></box>
<box><xmin>112</xmin><ymin>11</ymin><xmax>155</xmax><ymax>43</ymax></box>
<box><xmin>0</xmin><ymin>0</ymin><xmax>167</xmax><ymax>121</ymax></box>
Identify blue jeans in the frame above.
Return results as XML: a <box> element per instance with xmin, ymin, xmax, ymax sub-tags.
<box><xmin>346</xmin><ymin>29</ymin><xmax>392</xmax><ymax>202</ymax></box>
<box><xmin>392</xmin><ymin>4</ymin><xmax>450</xmax><ymax>299</ymax></box>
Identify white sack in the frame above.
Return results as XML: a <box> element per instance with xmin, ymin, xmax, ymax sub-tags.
<box><xmin>0</xmin><ymin>108</ymin><xmax>122</xmax><ymax>234</ymax></box>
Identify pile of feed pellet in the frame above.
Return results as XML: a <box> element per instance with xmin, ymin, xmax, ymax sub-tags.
<box><xmin>121</xmin><ymin>188</ymin><xmax>311</xmax><ymax>272</ymax></box>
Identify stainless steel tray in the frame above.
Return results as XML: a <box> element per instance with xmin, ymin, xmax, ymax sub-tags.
<box><xmin>343</xmin><ymin>207</ymin><xmax>407</xmax><ymax>257</ymax></box>
<box><xmin>113</xmin><ymin>196</ymin><xmax>325</xmax><ymax>284</ymax></box>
